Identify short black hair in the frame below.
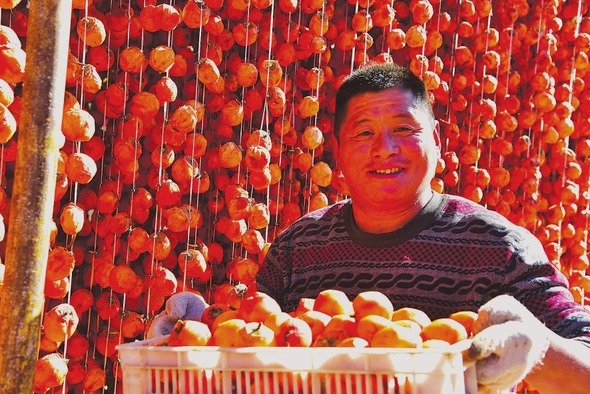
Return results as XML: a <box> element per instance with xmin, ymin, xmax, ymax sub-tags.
<box><xmin>333</xmin><ymin>62</ymin><xmax>435</xmax><ymax>138</ymax></box>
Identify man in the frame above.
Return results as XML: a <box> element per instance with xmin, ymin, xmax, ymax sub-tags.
<box><xmin>256</xmin><ymin>63</ymin><xmax>590</xmax><ymax>393</ymax></box>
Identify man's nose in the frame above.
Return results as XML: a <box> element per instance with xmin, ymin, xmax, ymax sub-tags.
<box><xmin>372</xmin><ymin>132</ymin><xmax>400</xmax><ymax>157</ymax></box>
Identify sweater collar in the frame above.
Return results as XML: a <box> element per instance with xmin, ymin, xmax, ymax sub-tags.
<box><xmin>344</xmin><ymin>192</ymin><xmax>447</xmax><ymax>247</ymax></box>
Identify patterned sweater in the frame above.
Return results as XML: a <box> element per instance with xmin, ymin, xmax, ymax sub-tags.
<box><xmin>256</xmin><ymin>192</ymin><xmax>590</xmax><ymax>344</ymax></box>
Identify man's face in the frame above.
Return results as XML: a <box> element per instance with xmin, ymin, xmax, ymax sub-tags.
<box><xmin>336</xmin><ymin>88</ymin><xmax>440</xmax><ymax>211</ymax></box>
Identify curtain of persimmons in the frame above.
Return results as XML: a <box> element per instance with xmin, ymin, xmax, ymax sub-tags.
<box><xmin>0</xmin><ymin>0</ymin><xmax>589</xmax><ymax>392</ymax></box>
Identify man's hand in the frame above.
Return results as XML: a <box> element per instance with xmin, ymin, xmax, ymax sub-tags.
<box><xmin>146</xmin><ymin>292</ymin><xmax>209</xmax><ymax>338</ymax></box>
<box><xmin>464</xmin><ymin>295</ymin><xmax>550</xmax><ymax>393</ymax></box>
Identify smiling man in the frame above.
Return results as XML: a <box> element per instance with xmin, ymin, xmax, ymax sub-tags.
<box><xmin>255</xmin><ymin>62</ymin><xmax>590</xmax><ymax>392</ymax></box>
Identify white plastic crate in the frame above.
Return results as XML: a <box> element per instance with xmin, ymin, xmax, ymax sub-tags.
<box><xmin>117</xmin><ymin>337</ymin><xmax>478</xmax><ymax>394</ymax></box>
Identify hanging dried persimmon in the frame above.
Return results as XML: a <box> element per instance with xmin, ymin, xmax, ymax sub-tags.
<box><xmin>119</xmin><ymin>46</ymin><xmax>148</xmax><ymax>74</ymax></box>
<box><xmin>61</xmin><ymin>107</ymin><xmax>95</xmax><ymax>142</ymax></box>
<box><xmin>65</xmin><ymin>152</ymin><xmax>97</xmax><ymax>185</ymax></box>
<box><xmin>0</xmin><ymin>46</ymin><xmax>26</xmax><ymax>83</ymax></box>
<box><xmin>129</xmin><ymin>91</ymin><xmax>160</xmax><ymax>119</ymax></box>
<box><xmin>0</xmin><ymin>102</ymin><xmax>16</xmax><ymax>143</ymax></box>
<box><xmin>149</xmin><ymin>45</ymin><xmax>175</xmax><ymax>73</ymax></box>
<box><xmin>220</xmin><ymin>100</ymin><xmax>244</xmax><ymax>126</ymax></box>
<box><xmin>196</xmin><ymin>57</ymin><xmax>221</xmax><ymax>85</ymax></box>
<box><xmin>77</xmin><ymin>16</ymin><xmax>106</xmax><ymax>47</ymax></box>
<box><xmin>236</xmin><ymin>61</ymin><xmax>259</xmax><ymax>87</ymax></box>
<box><xmin>59</xmin><ymin>202</ymin><xmax>85</xmax><ymax>236</ymax></box>
<box><xmin>233</xmin><ymin>21</ymin><xmax>259</xmax><ymax>46</ymax></box>
<box><xmin>182</xmin><ymin>0</ymin><xmax>211</xmax><ymax>29</ymax></box>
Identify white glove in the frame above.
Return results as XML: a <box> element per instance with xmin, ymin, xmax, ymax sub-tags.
<box><xmin>146</xmin><ymin>311</ymin><xmax>176</xmax><ymax>338</ymax></box>
<box><xmin>165</xmin><ymin>291</ymin><xmax>209</xmax><ymax>321</ymax></box>
<box><xmin>465</xmin><ymin>295</ymin><xmax>550</xmax><ymax>393</ymax></box>
<box><xmin>146</xmin><ymin>292</ymin><xmax>209</xmax><ymax>338</ymax></box>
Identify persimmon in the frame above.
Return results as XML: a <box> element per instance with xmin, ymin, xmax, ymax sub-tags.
<box><xmin>241</xmin><ymin>229</ymin><xmax>265</xmax><ymax>254</ymax></box>
<box><xmin>196</xmin><ymin>57</ymin><xmax>220</xmax><ymax>86</ymax></box>
<box><xmin>275</xmin><ymin>316</ymin><xmax>313</xmax><ymax>347</ymax></box>
<box><xmin>109</xmin><ymin>264</ymin><xmax>138</xmax><ymax>294</ymax></box>
<box><xmin>370</xmin><ymin>323</ymin><xmax>423</xmax><ymax>348</ymax></box>
<box><xmin>44</xmin><ymin>276</ymin><xmax>70</xmax><ymax>300</ymax></box>
<box><xmin>139</xmin><ymin>4</ymin><xmax>161</xmax><ymax>32</ymax></box>
<box><xmin>149</xmin><ymin>265</ymin><xmax>177</xmax><ymax>297</ymax></box>
<box><xmin>178</xmin><ymin>248</ymin><xmax>208</xmax><ymax>278</ymax></box>
<box><xmin>313</xmin><ymin>289</ymin><xmax>353</xmax><ymax>317</ymax></box>
<box><xmin>77</xmin><ymin>16</ymin><xmax>106</xmax><ymax>47</ymax></box>
<box><xmin>95</xmin><ymin>327</ymin><xmax>123</xmax><ymax>357</ymax></box>
<box><xmin>0</xmin><ymin>25</ymin><xmax>20</xmax><ymax>47</ymax></box>
<box><xmin>82</xmin><ymin>364</ymin><xmax>107</xmax><ymax>391</ymax></box>
<box><xmin>238</xmin><ymin>291</ymin><xmax>282</xmax><ymax>323</ymax></box>
<box><xmin>352</xmin><ymin>291</ymin><xmax>394</xmax><ymax>320</ymax></box>
<box><xmin>356</xmin><ymin>314</ymin><xmax>396</xmax><ymax>343</ymax></box>
<box><xmin>244</xmin><ymin>145</ymin><xmax>271</xmax><ymax>172</ymax></box>
<box><xmin>392</xmin><ymin>307</ymin><xmax>432</xmax><ymax>328</ymax></box>
<box><xmin>297</xmin><ymin>95</ymin><xmax>320</xmax><ymax>118</ymax></box>
<box><xmin>69</xmin><ymin>288</ymin><xmax>94</xmax><ymax>316</ymax></box>
<box><xmin>264</xmin><ymin>311</ymin><xmax>293</xmax><ymax>335</ymax></box>
<box><xmin>33</xmin><ymin>353</ymin><xmax>68</xmax><ymax>394</ymax></box>
<box><xmin>324</xmin><ymin>314</ymin><xmax>358</xmax><ymax>338</ymax></box>
<box><xmin>259</xmin><ymin>59</ymin><xmax>283</xmax><ymax>87</ymax></box>
<box><xmin>301</xmin><ymin>125</ymin><xmax>324</xmax><ymax>150</ymax></box>
<box><xmin>233</xmin><ymin>21</ymin><xmax>259</xmax><ymax>46</ymax></box>
<box><xmin>95</xmin><ymin>292</ymin><xmax>121</xmax><ymax>320</ymax></box>
<box><xmin>155</xmin><ymin>179</ymin><xmax>181</xmax><ymax>208</ymax></box>
<box><xmin>296</xmin><ymin>310</ymin><xmax>329</xmax><ymax>341</ymax></box>
<box><xmin>0</xmin><ymin>79</ymin><xmax>14</xmax><ymax>107</ymax></box>
<box><xmin>65</xmin><ymin>152</ymin><xmax>97</xmax><ymax>184</ymax></box>
<box><xmin>211</xmin><ymin>308</ymin><xmax>241</xmax><ymax>332</ymax></box>
<box><xmin>59</xmin><ymin>202</ymin><xmax>85</xmax><ymax>236</ymax></box>
<box><xmin>0</xmin><ymin>46</ymin><xmax>26</xmax><ymax>83</ymax></box>
<box><xmin>46</xmin><ymin>246</ymin><xmax>76</xmax><ymax>281</ymax></box>
<box><xmin>217</xmin><ymin>141</ymin><xmax>243</xmax><ymax>169</ymax></box>
<box><xmin>80</xmin><ymin>137</ymin><xmax>106</xmax><ymax>162</ymax></box>
<box><xmin>200</xmin><ymin>303</ymin><xmax>232</xmax><ymax>330</ymax></box>
<box><xmin>43</xmin><ymin>303</ymin><xmax>79</xmax><ymax>343</ymax></box>
<box><xmin>236</xmin><ymin>61</ymin><xmax>258</xmax><ymax>87</ymax></box>
<box><xmin>118</xmin><ymin>46</ymin><xmax>148</xmax><ymax>74</ymax></box>
<box><xmin>182</xmin><ymin>0</ymin><xmax>211</xmax><ymax>29</ymax></box>
<box><xmin>171</xmin><ymin>105</ymin><xmax>201</xmax><ymax>135</ymax></box>
<box><xmin>235</xmin><ymin>322</ymin><xmax>276</xmax><ymax>346</ymax></box>
<box><xmin>130</xmin><ymin>91</ymin><xmax>160</xmax><ymax>119</ymax></box>
<box><xmin>209</xmin><ymin>318</ymin><xmax>246</xmax><ymax>346</ymax></box>
<box><xmin>0</xmin><ymin>102</ymin><xmax>17</xmax><ymax>143</ymax></box>
<box><xmin>312</xmin><ymin>328</ymin><xmax>350</xmax><ymax>347</ymax></box>
<box><xmin>448</xmin><ymin>310</ymin><xmax>479</xmax><ymax>336</ymax></box>
<box><xmin>66</xmin><ymin>331</ymin><xmax>90</xmax><ymax>358</ymax></box>
<box><xmin>148</xmin><ymin>45</ymin><xmax>175</xmax><ymax>73</ymax></box>
<box><xmin>421</xmin><ymin>317</ymin><xmax>468</xmax><ymax>345</ymax></box>
<box><xmin>168</xmin><ymin>319</ymin><xmax>212</xmax><ymax>346</ymax></box>
<box><xmin>120</xmin><ymin>310</ymin><xmax>146</xmax><ymax>339</ymax></box>
<box><xmin>148</xmin><ymin>230</ymin><xmax>172</xmax><ymax>261</ymax></box>
<box><xmin>220</xmin><ymin>100</ymin><xmax>244</xmax><ymax>127</ymax></box>
<box><xmin>225</xmin><ymin>255</ymin><xmax>258</xmax><ymax>284</ymax></box>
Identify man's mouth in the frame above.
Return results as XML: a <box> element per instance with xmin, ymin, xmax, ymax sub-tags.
<box><xmin>374</xmin><ymin>168</ymin><xmax>402</xmax><ymax>174</ymax></box>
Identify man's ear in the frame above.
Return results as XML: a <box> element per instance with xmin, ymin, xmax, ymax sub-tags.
<box><xmin>329</xmin><ymin>133</ymin><xmax>339</xmax><ymax>165</ymax></box>
<box><xmin>433</xmin><ymin>120</ymin><xmax>442</xmax><ymax>156</ymax></box>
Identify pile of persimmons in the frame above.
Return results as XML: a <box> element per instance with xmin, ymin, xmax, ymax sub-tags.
<box><xmin>166</xmin><ymin>289</ymin><xmax>476</xmax><ymax>349</ymax></box>
<box><xmin>0</xmin><ymin>0</ymin><xmax>589</xmax><ymax>393</ymax></box>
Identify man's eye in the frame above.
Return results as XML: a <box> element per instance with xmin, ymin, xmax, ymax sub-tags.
<box><xmin>356</xmin><ymin>130</ymin><xmax>373</xmax><ymax>137</ymax></box>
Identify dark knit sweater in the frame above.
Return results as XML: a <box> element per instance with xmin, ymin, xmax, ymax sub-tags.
<box><xmin>256</xmin><ymin>192</ymin><xmax>590</xmax><ymax>344</ymax></box>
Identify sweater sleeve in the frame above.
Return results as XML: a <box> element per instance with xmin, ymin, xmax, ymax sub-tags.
<box><xmin>503</xmin><ymin>230</ymin><xmax>590</xmax><ymax>346</ymax></box>
<box><xmin>255</xmin><ymin>229</ymin><xmax>293</xmax><ymax>310</ymax></box>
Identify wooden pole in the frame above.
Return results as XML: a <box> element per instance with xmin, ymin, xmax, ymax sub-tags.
<box><xmin>0</xmin><ymin>0</ymin><xmax>72</xmax><ymax>392</ymax></box>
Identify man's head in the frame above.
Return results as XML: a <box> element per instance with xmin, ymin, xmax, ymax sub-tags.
<box><xmin>332</xmin><ymin>62</ymin><xmax>441</xmax><ymax>230</ymax></box>
<box><xmin>334</xmin><ymin>62</ymin><xmax>435</xmax><ymax>139</ymax></box>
